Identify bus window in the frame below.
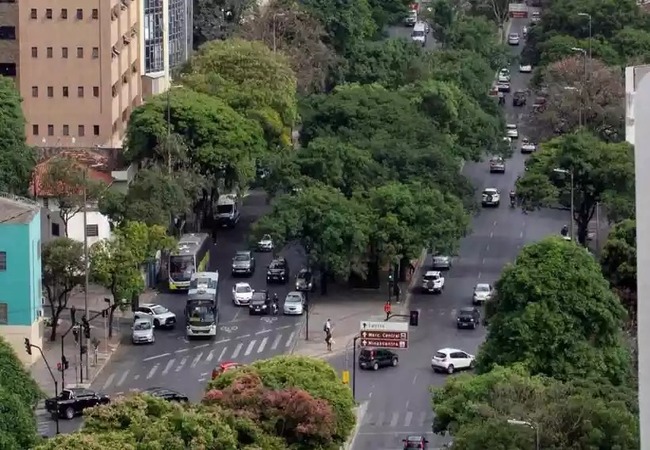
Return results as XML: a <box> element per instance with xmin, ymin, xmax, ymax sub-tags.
<box><xmin>170</xmin><ymin>255</ymin><xmax>194</xmax><ymax>281</ymax></box>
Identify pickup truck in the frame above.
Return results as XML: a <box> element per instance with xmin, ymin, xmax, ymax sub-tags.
<box><xmin>45</xmin><ymin>388</ymin><xmax>110</xmax><ymax>419</ymax></box>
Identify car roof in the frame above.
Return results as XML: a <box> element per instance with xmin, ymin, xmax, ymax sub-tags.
<box><xmin>234</xmin><ymin>282</ymin><xmax>251</xmax><ymax>288</ymax></box>
<box><xmin>459</xmin><ymin>307</ymin><xmax>476</xmax><ymax>313</ymax></box>
<box><xmin>475</xmin><ymin>283</ymin><xmax>491</xmax><ymax>288</ymax></box>
<box><xmin>141</xmin><ymin>303</ymin><xmax>160</xmax><ymax>308</ymax></box>
<box><xmin>437</xmin><ymin>347</ymin><xmax>464</xmax><ymax>354</ymax></box>
<box><xmin>506</xmin><ymin>123</ymin><xmax>517</xmax><ymax>127</ymax></box>
<box><xmin>424</xmin><ymin>270</ymin><xmax>441</xmax><ymax>276</ymax></box>
<box><xmin>483</xmin><ymin>188</ymin><xmax>498</xmax><ymax>192</ymax></box>
<box><xmin>286</xmin><ymin>291</ymin><xmax>303</xmax><ymax>296</ymax></box>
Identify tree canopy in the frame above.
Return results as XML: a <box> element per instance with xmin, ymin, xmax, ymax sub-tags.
<box><xmin>601</xmin><ymin>219</ymin><xmax>637</xmax><ymax>320</ymax></box>
<box><xmin>476</xmin><ymin>237</ymin><xmax>630</xmax><ymax>384</ymax></box>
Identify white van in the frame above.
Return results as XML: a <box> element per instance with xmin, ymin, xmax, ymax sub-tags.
<box><xmin>404</xmin><ymin>10</ymin><xmax>417</xmax><ymax>26</ymax></box>
<box><xmin>216</xmin><ymin>194</ymin><xmax>241</xmax><ymax>228</ymax></box>
<box><xmin>411</xmin><ymin>22</ymin><xmax>427</xmax><ymax>47</ymax></box>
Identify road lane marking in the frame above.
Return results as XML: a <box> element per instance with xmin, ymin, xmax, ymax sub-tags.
<box><xmin>218</xmin><ymin>347</ymin><xmax>227</xmax><ymax>361</ymax></box>
<box><xmin>244</xmin><ymin>340</ymin><xmax>256</xmax><ymax>356</ymax></box>
<box><xmin>191</xmin><ymin>352</ymin><xmax>203</xmax><ymax>368</ymax></box>
<box><xmin>490</xmin><ymin>232</ymin><xmax>494</xmax><ymax>238</ymax></box>
<box><xmin>102</xmin><ymin>373</ymin><xmax>115</xmax><ymax>390</ymax></box>
<box><xmin>412</xmin><ymin>374</ymin><xmax>418</xmax><ymax>385</ymax></box>
<box><xmin>257</xmin><ymin>337</ymin><xmax>268</xmax><ymax>353</ymax></box>
<box><xmin>214</xmin><ymin>339</ymin><xmax>230</xmax><ymax>344</ymax></box>
<box><xmin>405</xmin><ymin>400</ymin><xmax>410</xmax><ymax>410</ymax></box>
<box><xmin>389</xmin><ymin>412</ymin><xmax>399</xmax><ymax>427</ymax></box>
<box><xmin>375</xmin><ymin>412</ymin><xmax>385</xmax><ymax>426</ymax></box>
<box><xmin>255</xmin><ymin>329</ymin><xmax>271</xmax><ymax>335</ymax></box>
<box><xmin>417</xmin><ymin>411</ymin><xmax>427</xmax><ymax>426</ymax></box>
<box><xmin>162</xmin><ymin>359</ymin><xmax>175</xmax><ymax>376</ymax></box>
<box><xmin>201</xmin><ymin>372</ymin><xmax>209</xmax><ymax>377</ymax></box>
<box><xmin>404</xmin><ymin>411</ymin><xmax>413</xmax><ymax>427</ymax></box>
<box><xmin>277</xmin><ymin>325</ymin><xmax>290</xmax><ymax>330</ymax></box>
<box><xmin>232</xmin><ymin>343</ymin><xmax>243</xmax><ymax>358</ymax></box>
<box><xmin>175</xmin><ymin>357</ymin><xmax>188</xmax><ymax>372</ymax></box>
<box><xmin>116</xmin><ymin>370</ymin><xmax>129</xmax><ymax>387</ymax></box>
<box><xmin>285</xmin><ymin>331</ymin><xmax>295</xmax><ymax>347</ymax></box>
<box><xmin>271</xmin><ymin>334</ymin><xmax>282</xmax><ymax>350</ymax></box>
<box><xmin>194</xmin><ymin>343</ymin><xmax>209</xmax><ymax>349</ymax></box>
<box><xmin>493</xmin><ymin>221</ymin><xmax>497</xmax><ymax>226</ymax></box>
<box><xmin>486</xmin><ymin>244</ymin><xmax>490</xmax><ymax>251</ymax></box>
<box><xmin>237</xmin><ymin>334</ymin><xmax>251</xmax><ymax>339</ymax></box>
<box><xmin>482</xmin><ymin>258</ymin><xmax>486</xmax><ymax>264</ymax></box>
<box><xmin>206</xmin><ymin>350</ymin><xmax>215</xmax><ymax>362</ymax></box>
<box><xmin>478</xmin><ymin>271</ymin><xmax>482</xmax><ymax>279</ymax></box>
<box><xmin>143</xmin><ymin>352</ymin><xmax>170</xmax><ymax>362</ymax></box>
<box><xmin>146</xmin><ymin>364</ymin><xmax>159</xmax><ymax>379</ymax></box>
<box><xmin>520</xmin><ymin>231</ymin><xmax>524</xmax><ymax>238</ymax></box>
<box><xmin>175</xmin><ymin>348</ymin><xmax>189</xmax><ymax>354</ymax></box>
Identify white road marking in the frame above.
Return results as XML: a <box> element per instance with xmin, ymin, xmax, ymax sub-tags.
<box><xmin>478</xmin><ymin>272</ymin><xmax>482</xmax><ymax>279</ymax></box>
<box><xmin>412</xmin><ymin>374</ymin><xmax>418</xmax><ymax>385</ymax></box>
<box><xmin>175</xmin><ymin>357</ymin><xmax>188</xmax><ymax>372</ymax></box>
<box><xmin>277</xmin><ymin>325</ymin><xmax>290</xmax><ymax>330</ymax></box>
<box><xmin>146</xmin><ymin>364</ymin><xmax>159</xmax><ymax>379</ymax></box>
<box><xmin>214</xmin><ymin>339</ymin><xmax>230</xmax><ymax>344</ymax></box>
<box><xmin>201</xmin><ymin>372</ymin><xmax>209</xmax><ymax>377</ymax></box>
<box><xmin>490</xmin><ymin>232</ymin><xmax>494</xmax><ymax>238</ymax></box>
<box><xmin>134</xmin><ymin>374</ymin><xmax>140</xmax><ymax>380</ymax></box>
<box><xmin>255</xmin><ymin>329</ymin><xmax>271</xmax><ymax>335</ymax></box>
<box><xmin>175</xmin><ymin>348</ymin><xmax>189</xmax><ymax>354</ymax></box>
<box><xmin>198</xmin><ymin>377</ymin><xmax>207</xmax><ymax>382</ymax></box>
<box><xmin>231</xmin><ymin>343</ymin><xmax>243</xmax><ymax>359</ymax></box>
<box><xmin>486</xmin><ymin>244</ymin><xmax>490</xmax><ymax>251</ymax></box>
<box><xmin>481</xmin><ymin>258</ymin><xmax>486</xmax><ymax>264</ymax></box>
<box><xmin>257</xmin><ymin>337</ymin><xmax>268</xmax><ymax>353</ymax></box>
<box><xmin>194</xmin><ymin>343</ymin><xmax>209</xmax><ymax>349</ymax></box>
<box><xmin>417</xmin><ymin>411</ymin><xmax>427</xmax><ymax>426</ymax></box>
<box><xmin>271</xmin><ymin>334</ymin><xmax>282</xmax><ymax>350</ymax></box>
<box><xmin>404</xmin><ymin>411</ymin><xmax>413</xmax><ymax>427</ymax></box>
<box><xmin>102</xmin><ymin>373</ymin><xmax>115</xmax><ymax>390</ymax></box>
<box><xmin>244</xmin><ymin>340</ymin><xmax>256</xmax><ymax>356</ymax></box>
<box><xmin>405</xmin><ymin>400</ymin><xmax>410</xmax><ymax>410</ymax></box>
<box><xmin>206</xmin><ymin>350</ymin><xmax>215</xmax><ymax>362</ymax></box>
<box><xmin>116</xmin><ymin>370</ymin><xmax>129</xmax><ymax>387</ymax></box>
<box><xmin>520</xmin><ymin>231</ymin><xmax>524</xmax><ymax>238</ymax></box>
<box><xmin>238</xmin><ymin>334</ymin><xmax>251</xmax><ymax>339</ymax></box>
<box><xmin>389</xmin><ymin>412</ymin><xmax>399</xmax><ymax>427</ymax></box>
<box><xmin>143</xmin><ymin>353</ymin><xmax>170</xmax><ymax>362</ymax></box>
<box><xmin>191</xmin><ymin>352</ymin><xmax>203</xmax><ymax>368</ymax></box>
<box><xmin>162</xmin><ymin>359</ymin><xmax>175</xmax><ymax>376</ymax></box>
<box><xmin>285</xmin><ymin>331</ymin><xmax>295</xmax><ymax>347</ymax></box>
<box><xmin>218</xmin><ymin>347</ymin><xmax>227</xmax><ymax>361</ymax></box>
<box><xmin>493</xmin><ymin>221</ymin><xmax>497</xmax><ymax>226</ymax></box>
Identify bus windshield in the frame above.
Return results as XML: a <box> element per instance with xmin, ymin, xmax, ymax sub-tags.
<box><xmin>186</xmin><ymin>300</ymin><xmax>216</xmax><ymax>326</ymax></box>
<box><xmin>170</xmin><ymin>255</ymin><xmax>195</xmax><ymax>281</ymax></box>
<box><xmin>217</xmin><ymin>204</ymin><xmax>234</xmax><ymax>214</ymax></box>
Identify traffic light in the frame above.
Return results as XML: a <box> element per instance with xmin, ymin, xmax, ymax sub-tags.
<box><xmin>80</xmin><ymin>345</ymin><xmax>87</xmax><ymax>355</ymax></box>
<box><xmin>62</xmin><ymin>355</ymin><xmax>69</xmax><ymax>370</ymax></box>
<box><xmin>70</xmin><ymin>305</ymin><xmax>77</xmax><ymax>323</ymax></box>
<box><xmin>24</xmin><ymin>338</ymin><xmax>31</xmax><ymax>355</ymax></box>
<box><xmin>72</xmin><ymin>327</ymin><xmax>79</xmax><ymax>343</ymax></box>
<box><xmin>409</xmin><ymin>310</ymin><xmax>419</xmax><ymax>326</ymax></box>
<box><xmin>82</xmin><ymin>316</ymin><xmax>91</xmax><ymax>339</ymax></box>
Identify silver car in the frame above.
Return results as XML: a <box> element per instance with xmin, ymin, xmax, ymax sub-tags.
<box><xmin>283</xmin><ymin>291</ymin><xmax>305</xmax><ymax>315</ymax></box>
<box><xmin>431</xmin><ymin>255</ymin><xmax>452</xmax><ymax>270</ymax></box>
<box><xmin>132</xmin><ymin>318</ymin><xmax>155</xmax><ymax>344</ymax></box>
<box><xmin>508</xmin><ymin>33</ymin><xmax>520</xmax><ymax>45</ymax></box>
<box><xmin>472</xmin><ymin>283</ymin><xmax>494</xmax><ymax>305</ymax></box>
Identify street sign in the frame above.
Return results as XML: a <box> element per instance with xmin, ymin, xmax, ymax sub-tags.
<box><xmin>359</xmin><ymin>321</ymin><xmax>409</xmax><ymax>348</ymax></box>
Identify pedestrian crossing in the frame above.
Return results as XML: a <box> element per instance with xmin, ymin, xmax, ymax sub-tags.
<box><xmin>359</xmin><ymin>410</ymin><xmax>434</xmax><ymax>429</ymax></box>
<box><xmin>35</xmin><ymin>403</ymin><xmax>51</xmax><ymax>436</ymax></box>
<box><xmin>99</xmin><ymin>329</ymin><xmax>298</xmax><ymax>392</ymax></box>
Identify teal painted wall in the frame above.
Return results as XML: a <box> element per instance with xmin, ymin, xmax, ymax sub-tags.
<box><xmin>0</xmin><ymin>210</ymin><xmax>42</xmax><ymax>326</ymax></box>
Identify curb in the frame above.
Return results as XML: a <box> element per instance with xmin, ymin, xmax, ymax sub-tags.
<box><xmin>342</xmin><ymin>401</ymin><xmax>368</xmax><ymax>450</ymax></box>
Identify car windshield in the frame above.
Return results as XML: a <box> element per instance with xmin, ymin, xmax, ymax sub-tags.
<box><xmin>269</xmin><ymin>261</ymin><xmax>284</xmax><ymax>269</ymax></box>
<box><xmin>412</xmin><ymin>31</ymin><xmax>425</xmax><ymax>37</ymax></box>
<box><xmin>169</xmin><ymin>255</ymin><xmax>194</xmax><ymax>280</ymax></box>
<box><xmin>423</xmin><ymin>274</ymin><xmax>439</xmax><ymax>281</ymax></box>
<box><xmin>59</xmin><ymin>390</ymin><xmax>72</xmax><ymax>400</ymax></box>
<box><xmin>251</xmin><ymin>293</ymin><xmax>266</xmax><ymax>302</ymax></box>
<box><xmin>483</xmin><ymin>189</ymin><xmax>497</xmax><ymax>195</ymax></box>
<box><xmin>459</xmin><ymin>309</ymin><xmax>474</xmax><ymax>316</ymax></box>
<box><xmin>476</xmin><ymin>285</ymin><xmax>490</xmax><ymax>292</ymax></box>
<box><xmin>261</xmin><ymin>235</ymin><xmax>271</xmax><ymax>241</ymax></box>
<box><xmin>507</xmin><ymin>124</ymin><xmax>517</xmax><ymax>129</ymax></box>
<box><xmin>151</xmin><ymin>306</ymin><xmax>167</xmax><ymax>315</ymax></box>
<box><xmin>285</xmin><ymin>294</ymin><xmax>302</xmax><ymax>304</ymax></box>
<box><xmin>217</xmin><ymin>204</ymin><xmax>233</xmax><ymax>214</ymax></box>
<box><xmin>298</xmin><ymin>271</ymin><xmax>311</xmax><ymax>279</ymax></box>
<box><xmin>509</xmin><ymin>33</ymin><xmax>518</xmax><ymax>38</ymax></box>
<box><xmin>434</xmin><ymin>352</ymin><xmax>447</xmax><ymax>359</ymax></box>
<box><xmin>134</xmin><ymin>321</ymin><xmax>152</xmax><ymax>330</ymax></box>
<box><xmin>234</xmin><ymin>254</ymin><xmax>249</xmax><ymax>261</ymax></box>
<box><xmin>235</xmin><ymin>284</ymin><xmax>252</xmax><ymax>293</ymax></box>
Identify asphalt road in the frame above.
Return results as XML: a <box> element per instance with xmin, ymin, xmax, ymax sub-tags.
<box><xmin>388</xmin><ymin>21</ymin><xmax>439</xmax><ymax>50</ymax></box>
<box><xmin>332</xmin><ymin>16</ymin><xmax>568</xmax><ymax>450</ymax></box>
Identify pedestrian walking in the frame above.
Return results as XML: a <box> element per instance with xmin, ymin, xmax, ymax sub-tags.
<box><xmin>384</xmin><ymin>301</ymin><xmax>392</xmax><ymax>320</ymax></box>
<box><xmin>325</xmin><ymin>330</ymin><xmax>332</xmax><ymax>351</ymax></box>
<box><xmin>323</xmin><ymin>319</ymin><xmax>332</xmax><ymax>333</ymax></box>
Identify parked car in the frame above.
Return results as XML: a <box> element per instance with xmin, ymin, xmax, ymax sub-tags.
<box><xmin>519</xmin><ymin>63</ymin><xmax>532</xmax><ymax>73</ymax></box>
<box><xmin>403</xmin><ymin>436</ymin><xmax>430</xmax><ymax>449</ymax></box>
<box><xmin>506</xmin><ymin>123</ymin><xmax>519</xmax><ymax>139</ymax></box>
<box><xmin>456</xmin><ymin>307</ymin><xmax>481</xmax><ymax>329</ymax></box>
<box><xmin>521</xmin><ymin>138</ymin><xmax>537</xmax><ymax>153</ymax></box>
<box><xmin>132</xmin><ymin>318</ymin><xmax>155</xmax><ymax>345</ymax></box>
<box><xmin>431</xmin><ymin>348</ymin><xmax>475</xmax><ymax>374</ymax></box>
<box><xmin>497</xmin><ymin>68</ymin><xmax>510</xmax><ymax>83</ymax></box>
<box><xmin>358</xmin><ymin>348</ymin><xmax>399</xmax><ymax>370</ymax></box>
<box><xmin>134</xmin><ymin>304</ymin><xmax>176</xmax><ymax>328</ymax></box>
<box><xmin>141</xmin><ymin>387</ymin><xmax>188</xmax><ymax>403</ymax></box>
<box><xmin>45</xmin><ymin>388</ymin><xmax>110</xmax><ymax>420</ymax></box>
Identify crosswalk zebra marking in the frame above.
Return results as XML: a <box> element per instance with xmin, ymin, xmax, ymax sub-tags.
<box><xmin>206</xmin><ymin>349</ymin><xmax>215</xmax><ymax>362</ymax></box>
<box><xmin>116</xmin><ymin>370</ymin><xmax>129</xmax><ymax>387</ymax></box>
<box><xmin>257</xmin><ymin>337</ymin><xmax>268</xmax><ymax>353</ymax></box>
<box><xmin>404</xmin><ymin>411</ymin><xmax>413</xmax><ymax>427</ymax></box>
<box><xmin>175</xmin><ymin>356</ymin><xmax>187</xmax><ymax>372</ymax></box>
<box><xmin>191</xmin><ymin>352</ymin><xmax>202</xmax><ymax>368</ymax></box>
<box><xmin>285</xmin><ymin>331</ymin><xmax>295</xmax><ymax>347</ymax></box>
<box><xmin>146</xmin><ymin>364</ymin><xmax>159</xmax><ymax>379</ymax></box>
<box><xmin>389</xmin><ymin>412</ymin><xmax>399</xmax><ymax>427</ymax></box>
<box><xmin>102</xmin><ymin>373</ymin><xmax>115</xmax><ymax>390</ymax></box>
<box><xmin>162</xmin><ymin>359</ymin><xmax>175</xmax><ymax>376</ymax></box>
<box><xmin>271</xmin><ymin>334</ymin><xmax>282</xmax><ymax>350</ymax></box>
<box><xmin>244</xmin><ymin>340</ymin><xmax>256</xmax><ymax>356</ymax></box>
<box><xmin>218</xmin><ymin>347</ymin><xmax>227</xmax><ymax>361</ymax></box>
<box><xmin>418</xmin><ymin>411</ymin><xmax>427</xmax><ymax>426</ymax></box>
<box><xmin>232</xmin><ymin>343</ymin><xmax>243</xmax><ymax>358</ymax></box>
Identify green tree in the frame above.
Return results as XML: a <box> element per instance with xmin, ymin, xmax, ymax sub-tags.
<box><xmin>366</xmin><ymin>0</ymin><xmax>410</xmax><ymax>31</ymax></box>
<box><xmin>34</xmin><ymin>432</ymin><xmax>136</xmax><ymax>450</ymax></box>
<box><xmin>468</xmin><ymin>0</ymin><xmax>509</xmax><ymax>32</ymax></box>
<box><xmin>193</xmin><ymin>0</ymin><xmax>254</xmax><ymax>46</ymax></box>
<box><xmin>181</xmin><ymin>38</ymin><xmax>298</xmax><ymax>148</ymax></box>
<box><xmin>601</xmin><ymin>219</ymin><xmax>637</xmax><ymax>319</ymax></box>
<box><xmin>42</xmin><ymin>238</ymin><xmax>85</xmax><ymax>341</ymax></box>
<box><xmin>431</xmin><ymin>365</ymin><xmax>639</xmax><ymax>449</ymax></box>
<box><xmin>0</xmin><ymin>76</ymin><xmax>35</xmax><ymax>195</ymax></box>
<box><xmin>477</xmin><ymin>237</ymin><xmax>630</xmax><ymax>384</ymax></box>
<box><xmin>426</xmin><ymin>50</ymin><xmax>495</xmax><ymax>100</ymax></box>
<box><xmin>516</xmin><ymin>132</ymin><xmax>634</xmax><ymax>244</ymax></box>
<box><xmin>423</xmin><ymin>0</ymin><xmax>463</xmax><ymax>47</ymax></box>
<box><xmin>252</xmin><ymin>185</ymin><xmax>370</xmax><ymax>292</ymax></box>
<box><xmin>446</xmin><ymin>15</ymin><xmax>510</xmax><ymax>67</ymax></box>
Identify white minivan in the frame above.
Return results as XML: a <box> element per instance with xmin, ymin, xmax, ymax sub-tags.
<box><xmin>411</xmin><ymin>22</ymin><xmax>427</xmax><ymax>47</ymax></box>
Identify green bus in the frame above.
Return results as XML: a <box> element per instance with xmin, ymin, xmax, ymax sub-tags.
<box><xmin>168</xmin><ymin>233</ymin><xmax>211</xmax><ymax>291</ymax></box>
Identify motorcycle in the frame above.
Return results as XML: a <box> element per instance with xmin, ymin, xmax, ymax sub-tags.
<box><xmin>510</xmin><ymin>196</ymin><xmax>516</xmax><ymax>208</ymax></box>
<box><xmin>271</xmin><ymin>302</ymin><xmax>279</xmax><ymax>315</ymax></box>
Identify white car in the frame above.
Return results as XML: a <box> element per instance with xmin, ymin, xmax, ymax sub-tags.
<box><xmin>283</xmin><ymin>291</ymin><xmax>305</xmax><ymax>315</ymax></box>
<box><xmin>506</xmin><ymin>124</ymin><xmax>518</xmax><ymax>139</ymax></box>
<box><xmin>497</xmin><ymin>68</ymin><xmax>510</xmax><ymax>83</ymax></box>
<box><xmin>473</xmin><ymin>283</ymin><xmax>493</xmax><ymax>304</ymax></box>
<box><xmin>132</xmin><ymin>318</ymin><xmax>155</xmax><ymax>345</ymax></box>
<box><xmin>232</xmin><ymin>282</ymin><xmax>254</xmax><ymax>306</ymax></box>
<box><xmin>519</xmin><ymin>64</ymin><xmax>532</xmax><ymax>73</ymax></box>
<box><xmin>422</xmin><ymin>270</ymin><xmax>445</xmax><ymax>294</ymax></box>
<box><xmin>134</xmin><ymin>304</ymin><xmax>176</xmax><ymax>329</ymax></box>
<box><xmin>481</xmin><ymin>188</ymin><xmax>500</xmax><ymax>207</ymax></box>
<box><xmin>431</xmin><ymin>348</ymin><xmax>475</xmax><ymax>374</ymax></box>
<box><xmin>257</xmin><ymin>234</ymin><xmax>274</xmax><ymax>252</ymax></box>
<box><xmin>520</xmin><ymin>139</ymin><xmax>537</xmax><ymax>153</ymax></box>
<box><xmin>508</xmin><ymin>33</ymin><xmax>520</xmax><ymax>45</ymax></box>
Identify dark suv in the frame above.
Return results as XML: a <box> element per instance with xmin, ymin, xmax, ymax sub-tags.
<box><xmin>456</xmin><ymin>307</ymin><xmax>481</xmax><ymax>329</ymax></box>
<box><xmin>358</xmin><ymin>348</ymin><xmax>398</xmax><ymax>371</ymax></box>
<box><xmin>267</xmin><ymin>257</ymin><xmax>289</xmax><ymax>284</ymax></box>
<box><xmin>249</xmin><ymin>290</ymin><xmax>270</xmax><ymax>315</ymax></box>
<box><xmin>295</xmin><ymin>269</ymin><xmax>315</xmax><ymax>292</ymax></box>
<box><xmin>512</xmin><ymin>90</ymin><xmax>526</xmax><ymax>106</ymax></box>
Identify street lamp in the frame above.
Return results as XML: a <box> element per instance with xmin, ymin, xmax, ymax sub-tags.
<box><xmin>507</xmin><ymin>419</ymin><xmax>539</xmax><ymax>450</ymax></box>
<box><xmin>272</xmin><ymin>13</ymin><xmax>286</xmax><ymax>53</ymax></box>
<box><xmin>577</xmin><ymin>12</ymin><xmax>592</xmax><ymax>61</ymax></box>
<box><xmin>571</xmin><ymin>47</ymin><xmax>588</xmax><ymax>127</ymax></box>
<box><xmin>553</xmin><ymin>168</ymin><xmax>574</xmax><ymax>241</ymax></box>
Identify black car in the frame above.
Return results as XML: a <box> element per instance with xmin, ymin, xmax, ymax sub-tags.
<box><xmin>403</xmin><ymin>435</ymin><xmax>429</xmax><ymax>449</ymax></box>
<box><xmin>456</xmin><ymin>307</ymin><xmax>481</xmax><ymax>329</ymax></box>
<box><xmin>358</xmin><ymin>348</ymin><xmax>398</xmax><ymax>370</ymax></box>
<box><xmin>266</xmin><ymin>257</ymin><xmax>289</xmax><ymax>284</ymax></box>
<box><xmin>512</xmin><ymin>90</ymin><xmax>526</xmax><ymax>106</ymax></box>
<box><xmin>142</xmin><ymin>387</ymin><xmax>189</xmax><ymax>403</ymax></box>
<box><xmin>249</xmin><ymin>290</ymin><xmax>271</xmax><ymax>315</ymax></box>
<box><xmin>45</xmin><ymin>388</ymin><xmax>110</xmax><ymax>420</ymax></box>
<box><xmin>295</xmin><ymin>269</ymin><xmax>315</xmax><ymax>292</ymax></box>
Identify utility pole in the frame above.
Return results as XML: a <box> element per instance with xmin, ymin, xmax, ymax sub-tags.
<box><xmin>82</xmin><ymin>171</ymin><xmax>89</xmax><ymax>380</ymax></box>
<box><xmin>166</xmin><ymin>86</ymin><xmax>172</xmax><ymax>175</ymax></box>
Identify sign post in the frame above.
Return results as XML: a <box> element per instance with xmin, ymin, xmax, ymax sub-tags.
<box><xmin>359</xmin><ymin>321</ymin><xmax>409</xmax><ymax>349</ymax></box>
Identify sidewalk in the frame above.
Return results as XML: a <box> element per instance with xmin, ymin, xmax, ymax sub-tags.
<box><xmin>292</xmin><ymin>249</ymin><xmax>427</xmax><ymax>358</ymax></box>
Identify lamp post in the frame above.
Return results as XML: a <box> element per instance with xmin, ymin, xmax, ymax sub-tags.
<box><xmin>25</xmin><ymin>340</ymin><xmax>60</xmax><ymax>435</ymax></box>
<box><xmin>272</xmin><ymin>13</ymin><xmax>286</xmax><ymax>53</ymax></box>
<box><xmin>507</xmin><ymin>419</ymin><xmax>539</xmax><ymax>450</ymax></box>
<box><xmin>553</xmin><ymin>168</ymin><xmax>574</xmax><ymax>242</ymax></box>
<box><xmin>570</xmin><ymin>47</ymin><xmax>588</xmax><ymax>127</ymax></box>
<box><xmin>577</xmin><ymin>12</ymin><xmax>592</xmax><ymax>62</ymax></box>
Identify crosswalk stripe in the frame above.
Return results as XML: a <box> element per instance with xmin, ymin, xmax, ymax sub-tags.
<box><xmin>404</xmin><ymin>411</ymin><xmax>413</xmax><ymax>427</ymax></box>
<box><xmin>175</xmin><ymin>356</ymin><xmax>187</xmax><ymax>372</ymax></box>
<box><xmin>244</xmin><ymin>340</ymin><xmax>256</xmax><ymax>356</ymax></box>
<box><xmin>206</xmin><ymin>349</ymin><xmax>215</xmax><ymax>362</ymax></box>
<box><xmin>376</xmin><ymin>412</ymin><xmax>385</xmax><ymax>426</ymax></box>
<box><xmin>146</xmin><ymin>364</ymin><xmax>159</xmax><ymax>379</ymax></box>
<box><xmin>271</xmin><ymin>334</ymin><xmax>282</xmax><ymax>350</ymax></box>
<box><xmin>257</xmin><ymin>337</ymin><xmax>268</xmax><ymax>353</ymax></box>
<box><xmin>417</xmin><ymin>411</ymin><xmax>427</xmax><ymax>426</ymax></box>
<box><xmin>218</xmin><ymin>347</ymin><xmax>227</xmax><ymax>361</ymax></box>
<box><xmin>162</xmin><ymin>359</ymin><xmax>175</xmax><ymax>376</ymax></box>
<box><xmin>232</xmin><ymin>343</ymin><xmax>242</xmax><ymax>359</ymax></box>
<box><xmin>191</xmin><ymin>352</ymin><xmax>202</xmax><ymax>368</ymax></box>
<box><xmin>389</xmin><ymin>412</ymin><xmax>399</xmax><ymax>427</ymax></box>
<box><xmin>102</xmin><ymin>373</ymin><xmax>115</xmax><ymax>390</ymax></box>
<box><xmin>116</xmin><ymin>370</ymin><xmax>129</xmax><ymax>387</ymax></box>
<box><xmin>285</xmin><ymin>331</ymin><xmax>295</xmax><ymax>347</ymax></box>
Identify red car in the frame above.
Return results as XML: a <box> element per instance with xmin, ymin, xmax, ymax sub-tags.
<box><xmin>211</xmin><ymin>362</ymin><xmax>242</xmax><ymax>380</ymax></box>
<box><xmin>403</xmin><ymin>436</ymin><xmax>429</xmax><ymax>449</ymax></box>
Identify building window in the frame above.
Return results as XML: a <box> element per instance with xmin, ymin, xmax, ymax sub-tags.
<box><xmin>0</xmin><ymin>252</ymin><xmax>6</xmax><ymax>271</ymax></box>
<box><xmin>92</xmin><ymin>9</ymin><xmax>98</xmax><ymax>19</ymax></box>
<box><xmin>46</xmin><ymin>8</ymin><xmax>52</xmax><ymax>19</ymax></box>
<box><xmin>92</xmin><ymin>47</ymin><xmax>99</xmax><ymax>58</ymax></box>
<box><xmin>93</xmin><ymin>86</ymin><xmax>99</xmax><ymax>97</ymax></box>
<box><xmin>0</xmin><ymin>26</ymin><xmax>16</xmax><ymax>40</ymax></box>
<box><xmin>0</xmin><ymin>64</ymin><xmax>16</xmax><ymax>77</ymax></box>
<box><xmin>32</xmin><ymin>124</ymin><xmax>39</xmax><ymax>136</ymax></box>
<box><xmin>30</xmin><ymin>8</ymin><xmax>37</xmax><ymax>19</ymax></box>
<box><xmin>61</xmin><ymin>8</ymin><xmax>68</xmax><ymax>19</ymax></box>
<box><xmin>47</xmin><ymin>86</ymin><xmax>53</xmax><ymax>97</ymax></box>
<box><xmin>76</xmin><ymin>8</ymin><xmax>83</xmax><ymax>20</ymax></box>
<box><xmin>77</xmin><ymin>47</ymin><xmax>83</xmax><ymax>58</ymax></box>
<box><xmin>78</xmin><ymin>125</ymin><xmax>85</xmax><ymax>136</ymax></box>
<box><xmin>51</xmin><ymin>223</ymin><xmax>60</xmax><ymax>237</ymax></box>
<box><xmin>93</xmin><ymin>125</ymin><xmax>100</xmax><ymax>136</ymax></box>
<box><xmin>62</xmin><ymin>125</ymin><xmax>69</xmax><ymax>136</ymax></box>
<box><xmin>77</xmin><ymin>86</ymin><xmax>84</xmax><ymax>97</ymax></box>
<box><xmin>0</xmin><ymin>303</ymin><xmax>7</xmax><ymax>325</ymax></box>
<box><xmin>62</xmin><ymin>47</ymin><xmax>68</xmax><ymax>58</ymax></box>
<box><xmin>46</xmin><ymin>47</ymin><xmax>53</xmax><ymax>58</ymax></box>
<box><xmin>31</xmin><ymin>47</ymin><xmax>37</xmax><ymax>58</ymax></box>
<box><xmin>47</xmin><ymin>124</ymin><xmax>54</xmax><ymax>136</ymax></box>
<box><xmin>86</xmin><ymin>225</ymin><xmax>99</xmax><ymax>237</ymax></box>
<box><xmin>31</xmin><ymin>86</ymin><xmax>38</xmax><ymax>97</ymax></box>
<box><xmin>62</xmin><ymin>86</ymin><xmax>68</xmax><ymax>97</ymax></box>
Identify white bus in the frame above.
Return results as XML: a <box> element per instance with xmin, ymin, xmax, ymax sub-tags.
<box><xmin>185</xmin><ymin>271</ymin><xmax>219</xmax><ymax>338</ymax></box>
<box><xmin>168</xmin><ymin>233</ymin><xmax>211</xmax><ymax>291</ymax></box>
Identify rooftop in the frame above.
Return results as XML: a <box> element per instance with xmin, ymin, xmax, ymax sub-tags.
<box><xmin>0</xmin><ymin>193</ymin><xmax>40</xmax><ymax>225</ymax></box>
